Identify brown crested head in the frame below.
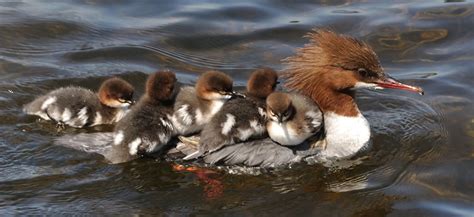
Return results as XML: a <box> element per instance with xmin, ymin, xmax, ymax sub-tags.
<box><xmin>196</xmin><ymin>70</ymin><xmax>234</xmax><ymax>100</ymax></box>
<box><xmin>247</xmin><ymin>67</ymin><xmax>279</xmax><ymax>99</ymax></box>
<box><xmin>146</xmin><ymin>71</ymin><xmax>177</xmax><ymax>102</ymax></box>
<box><xmin>98</xmin><ymin>77</ymin><xmax>134</xmax><ymax>108</ymax></box>
<box><xmin>283</xmin><ymin>29</ymin><xmax>386</xmax><ymax>93</ymax></box>
<box><xmin>282</xmin><ymin>29</ymin><xmax>423</xmax><ymax>116</ymax></box>
<box><xmin>266</xmin><ymin>92</ymin><xmax>295</xmax><ymax>123</ymax></box>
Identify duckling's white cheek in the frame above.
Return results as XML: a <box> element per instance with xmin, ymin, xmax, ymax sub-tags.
<box><xmin>204</xmin><ymin>92</ymin><xmax>222</xmax><ymax>100</ymax></box>
<box><xmin>205</xmin><ymin>92</ymin><xmax>232</xmax><ymax>100</ymax></box>
<box><xmin>221</xmin><ymin>94</ymin><xmax>232</xmax><ymax>100</ymax></box>
<box><xmin>105</xmin><ymin>100</ymin><xmax>129</xmax><ymax>108</ymax></box>
<box><xmin>117</xmin><ymin>102</ymin><xmax>131</xmax><ymax>108</ymax></box>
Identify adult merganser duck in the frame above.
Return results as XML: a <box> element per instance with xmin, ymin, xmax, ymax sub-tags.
<box><xmin>24</xmin><ymin>77</ymin><xmax>134</xmax><ymax>128</ymax></box>
<box><xmin>182</xmin><ymin>68</ymin><xmax>278</xmax><ymax>160</ymax></box>
<box><xmin>174</xmin><ymin>29</ymin><xmax>423</xmax><ymax>167</ymax></box>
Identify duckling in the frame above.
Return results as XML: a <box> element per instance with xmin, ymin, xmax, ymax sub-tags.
<box><xmin>171</xmin><ymin>70</ymin><xmax>236</xmax><ymax>136</ymax></box>
<box><xmin>110</xmin><ymin>71</ymin><xmax>178</xmax><ymax>161</ymax></box>
<box><xmin>266</xmin><ymin>92</ymin><xmax>323</xmax><ymax>146</ymax></box>
<box><xmin>24</xmin><ymin>77</ymin><xmax>134</xmax><ymax>128</ymax></box>
<box><xmin>183</xmin><ymin>68</ymin><xmax>278</xmax><ymax>160</ymax></box>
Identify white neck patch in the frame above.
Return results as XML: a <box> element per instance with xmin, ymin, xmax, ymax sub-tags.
<box><xmin>319</xmin><ymin>111</ymin><xmax>371</xmax><ymax>160</ymax></box>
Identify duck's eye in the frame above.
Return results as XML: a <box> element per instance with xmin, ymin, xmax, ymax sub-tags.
<box><xmin>358</xmin><ymin>68</ymin><xmax>378</xmax><ymax>78</ymax></box>
<box><xmin>358</xmin><ymin>68</ymin><xmax>369</xmax><ymax>77</ymax></box>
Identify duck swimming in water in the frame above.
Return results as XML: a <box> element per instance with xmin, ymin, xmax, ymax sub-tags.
<box><xmin>110</xmin><ymin>71</ymin><xmax>178</xmax><ymax>162</ymax></box>
<box><xmin>174</xmin><ymin>29</ymin><xmax>423</xmax><ymax>167</ymax></box>
<box><xmin>24</xmin><ymin>77</ymin><xmax>134</xmax><ymax>128</ymax></box>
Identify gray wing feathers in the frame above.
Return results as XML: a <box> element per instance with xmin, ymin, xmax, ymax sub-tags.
<box><xmin>203</xmin><ymin>139</ymin><xmax>301</xmax><ymax>167</ymax></box>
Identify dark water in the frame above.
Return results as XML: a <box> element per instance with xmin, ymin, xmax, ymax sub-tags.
<box><xmin>1</xmin><ymin>0</ymin><xmax>473</xmax><ymax>215</ymax></box>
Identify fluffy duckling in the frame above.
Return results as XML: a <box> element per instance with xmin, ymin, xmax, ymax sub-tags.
<box><xmin>266</xmin><ymin>92</ymin><xmax>323</xmax><ymax>146</ymax></box>
<box><xmin>24</xmin><ymin>77</ymin><xmax>134</xmax><ymax>128</ymax></box>
<box><xmin>111</xmin><ymin>71</ymin><xmax>178</xmax><ymax>161</ymax></box>
<box><xmin>171</xmin><ymin>70</ymin><xmax>236</xmax><ymax>136</ymax></box>
<box><xmin>183</xmin><ymin>68</ymin><xmax>279</xmax><ymax>160</ymax></box>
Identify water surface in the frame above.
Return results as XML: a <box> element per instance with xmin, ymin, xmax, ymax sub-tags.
<box><xmin>0</xmin><ymin>0</ymin><xmax>473</xmax><ymax>216</ymax></box>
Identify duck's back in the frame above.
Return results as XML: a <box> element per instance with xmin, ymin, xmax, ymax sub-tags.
<box><xmin>24</xmin><ymin>87</ymin><xmax>103</xmax><ymax>127</ymax></box>
<box><xmin>113</xmin><ymin>98</ymin><xmax>175</xmax><ymax>157</ymax></box>
<box><xmin>198</xmin><ymin>96</ymin><xmax>267</xmax><ymax>153</ymax></box>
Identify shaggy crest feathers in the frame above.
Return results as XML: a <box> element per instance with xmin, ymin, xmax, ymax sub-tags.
<box><xmin>282</xmin><ymin>29</ymin><xmax>384</xmax><ymax>116</ymax></box>
<box><xmin>282</xmin><ymin>29</ymin><xmax>384</xmax><ymax>92</ymax></box>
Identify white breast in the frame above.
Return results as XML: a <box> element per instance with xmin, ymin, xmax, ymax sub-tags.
<box><xmin>267</xmin><ymin>121</ymin><xmax>311</xmax><ymax>146</ymax></box>
<box><xmin>319</xmin><ymin>111</ymin><xmax>371</xmax><ymax>160</ymax></box>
